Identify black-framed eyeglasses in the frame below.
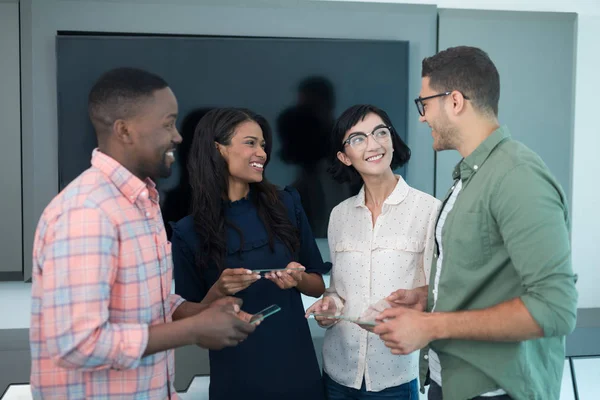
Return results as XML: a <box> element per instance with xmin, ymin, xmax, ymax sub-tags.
<box><xmin>341</xmin><ymin>125</ymin><xmax>393</xmax><ymax>151</ymax></box>
<box><xmin>414</xmin><ymin>91</ymin><xmax>470</xmax><ymax>116</ymax></box>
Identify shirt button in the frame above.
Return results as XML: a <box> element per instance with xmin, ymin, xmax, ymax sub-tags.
<box><xmin>424</xmin><ymin>354</ymin><xmax>429</xmax><ymax>360</ymax></box>
<box><xmin>145</xmin><ymin>212</ymin><xmax>151</xmax><ymax>218</ymax></box>
<box><xmin>473</xmin><ymin>165</ymin><xmax>479</xmax><ymax>170</ymax></box>
<box><xmin>141</xmin><ymin>190</ymin><xmax>148</xmax><ymax>198</ymax></box>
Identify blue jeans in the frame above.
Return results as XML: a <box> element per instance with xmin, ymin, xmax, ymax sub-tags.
<box><xmin>324</xmin><ymin>372</ymin><xmax>418</xmax><ymax>400</ymax></box>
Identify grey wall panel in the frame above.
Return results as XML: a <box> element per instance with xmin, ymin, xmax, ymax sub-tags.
<box><xmin>566</xmin><ymin>308</ymin><xmax>600</xmax><ymax>357</ymax></box>
<box><xmin>173</xmin><ymin>346</ymin><xmax>210</xmax><ymax>391</ymax></box>
<box><xmin>0</xmin><ymin>329</ymin><xmax>31</xmax><ymax>396</ymax></box>
<box><xmin>19</xmin><ymin>0</ymin><xmax>35</xmax><ymax>283</ymax></box>
<box><xmin>0</xmin><ymin>2</ymin><xmax>23</xmax><ymax>279</ymax></box>
<box><xmin>21</xmin><ymin>0</ymin><xmax>438</xmax><ymax>280</ymax></box>
<box><xmin>435</xmin><ymin>9</ymin><xmax>576</xmax><ymax>204</ymax></box>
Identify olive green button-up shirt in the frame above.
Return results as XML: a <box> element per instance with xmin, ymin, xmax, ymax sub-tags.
<box><xmin>419</xmin><ymin>126</ymin><xmax>578</xmax><ymax>400</ymax></box>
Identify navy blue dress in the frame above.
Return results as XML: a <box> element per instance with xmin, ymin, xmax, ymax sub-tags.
<box><xmin>171</xmin><ymin>187</ymin><xmax>329</xmax><ymax>400</ymax></box>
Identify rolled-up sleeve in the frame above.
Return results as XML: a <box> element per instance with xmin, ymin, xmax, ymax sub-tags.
<box><xmin>41</xmin><ymin>208</ymin><xmax>148</xmax><ymax>371</ymax></box>
<box><xmin>167</xmin><ymin>294</ymin><xmax>185</xmax><ymax>318</ymax></box>
<box><xmin>492</xmin><ymin>163</ymin><xmax>578</xmax><ymax>337</ymax></box>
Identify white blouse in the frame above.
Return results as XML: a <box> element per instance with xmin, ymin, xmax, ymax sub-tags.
<box><xmin>323</xmin><ymin>175</ymin><xmax>441</xmax><ymax>392</ymax></box>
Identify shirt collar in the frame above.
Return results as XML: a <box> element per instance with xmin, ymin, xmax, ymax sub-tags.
<box><xmin>353</xmin><ymin>174</ymin><xmax>410</xmax><ymax>208</ymax></box>
<box><xmin>91</xmin><ymin>148</ymin><xmax>156</xmax><ymax>204</ymax></box>
<box><xmin>452</xmin><ymin>125</ymin><xmax>511</xmax><ymax>182</ymax></box>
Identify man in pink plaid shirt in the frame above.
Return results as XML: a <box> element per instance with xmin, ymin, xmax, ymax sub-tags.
<box><xmin>30</xmin><ymin>68</ymin><xmax>256</xmax><ymax>399</ymax></box>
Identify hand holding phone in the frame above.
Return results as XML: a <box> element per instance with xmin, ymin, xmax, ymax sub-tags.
<box><xmin>191</xmin><ymin>302</ymin><xmax>256</xmax><ymax>350</ymax></box>
<box><xmin>305</xmin><ymin>297</ymin><xmax>339</xmax><ymax>328</ymax></box>
<box><xmin>214</xmin><ymin>268</ymin><xmax>261</xmax><ymax>296</ymax></box>
<box><xmin>262</xmin><ymin>262</ymin><xmax>306</xmax><ymax>290</ymax></box>
<box><xmin>249</xmin><ymin>304</ymin><xmax>281</xmax><ymax>325</ymax></box>
<box><xmin>310</xmin><ymin>312</ymin><xmax>378</xmax><ymax>327</ymax></box>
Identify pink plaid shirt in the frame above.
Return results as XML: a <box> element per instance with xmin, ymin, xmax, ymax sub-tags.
<box><xmin>30</xmin><ymin>149</ymin><xmax>184</xmax><ymax>399</ymax></box>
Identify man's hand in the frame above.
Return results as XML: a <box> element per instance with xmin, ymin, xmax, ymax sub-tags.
<box><xmin>373</xmin><ymin>307</ymin><xmax>436</xmax><ymax>355</ymax></box>
<box><xmin>209</xmin><ymin>296</ymin><xmax>256</xmax><ymax>325</ymax></box>
<box><xmin>143</xmin><ymin>297</ymin><xmax>256</xmax><ymax>356</ymax></box>
<box><xmin>386</xmin><ymin>286</ymin><xmax>428</xmax><ymax>311</ymax></box>
<box><xmin>356</xmin><ymin>298</ymin><xmax>392</xmax><ymax>332</ymax></box>
<box><xmin>356</xmin><ymin>322</ymin><xmax>376</xmax><ymax>333</ymax></box>
<box><xmin>209</xmin><ymin>296</ymin><xmax>243</xmax><ymax>309</ymax></box>
<box><xmin>191</xmin><ymin>301</ymin><xmax>256</xmax><ymax>350</ymax></box>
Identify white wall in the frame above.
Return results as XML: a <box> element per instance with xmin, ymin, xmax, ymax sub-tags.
<box><xmin>324</xmin><ymin>0</ymin><xmax>600</xmax><ymax>309</ymax></box>
<box><xmin>569</xmin><ymin>14</ymin><xmax>600</xmax><ymax>310</ymax></box>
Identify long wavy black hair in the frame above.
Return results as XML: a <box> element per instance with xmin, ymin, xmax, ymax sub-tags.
<box><xmin>188</xmin><ymin>107</ymin><xmax>300</xmax><ymax>272</ymax></box>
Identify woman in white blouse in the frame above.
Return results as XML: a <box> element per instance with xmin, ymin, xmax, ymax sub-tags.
<box><xmin>306</xmin><ymin>104</ymin><xmax>440</xmax><ymax>399</ymax></box>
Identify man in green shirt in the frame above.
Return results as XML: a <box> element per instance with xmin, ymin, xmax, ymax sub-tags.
<box><xmin>373</xmin><ymin>46</ymin><xmax>578</xmax><ymax>400</ymax></box>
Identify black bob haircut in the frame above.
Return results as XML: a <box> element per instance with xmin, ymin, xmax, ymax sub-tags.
<box><xmin>328</xmin><ymin>104</ymin><xmax>411</xmax><ymax>185</ymax></box>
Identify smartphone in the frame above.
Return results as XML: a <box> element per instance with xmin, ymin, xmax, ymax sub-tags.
<box><xmin>311</xmin><ymin>312</ymin><xmax>378</xmax><ymax>327</ymax></box>
<box><xmin>249</xmin><ymin>304</ymin><xmax>281</xmax><ymax>324</ymax></box>
<box><xmin>251</xmin><ymin>267</ymin><xmax>304</xmax><ymax>276</ymax></box>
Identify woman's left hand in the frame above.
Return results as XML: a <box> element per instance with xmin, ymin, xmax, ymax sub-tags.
<box><xmin>265</xmin><ymin>262</ymin><xmax>305</xmax><ymax>290</ymax></box>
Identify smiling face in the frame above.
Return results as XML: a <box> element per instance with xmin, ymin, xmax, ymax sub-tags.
<box><xmin>418</xmin><ymin>77</ymin><xmax>459</xmax><ymax>152</ymax></box>
<box><xmin>124</xmin><ymin>87</ymin><xmax>182</xmax><ymax>180</ymax></box>
<box><xmin>336</xmin><ymin>112</ymin><xmax>394</xmax><ymax>178</ymax></box>
<box><xmin>217</xmin><ymin>120</ymin><xmax>267</xmax><ymax>184</ymax></box>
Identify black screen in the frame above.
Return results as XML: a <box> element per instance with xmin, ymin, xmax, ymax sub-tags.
<box><xmin>56</xmin><ymin>34</ymin><xmax>409</xmax><ymax>238</ymax></box>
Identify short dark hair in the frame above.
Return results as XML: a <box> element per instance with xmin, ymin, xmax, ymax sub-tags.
<box><xmin>328</xmin><ymin>104</ymin><xmax>411</xmax><ymax>184</ymax></box>
<box><xmin>422</xmin><ymin>46</ymin><xmax>500</xmax><ymax>117</ymax></box>
<box><xmin>88</xmin><ymin>67</ymin><xmax>169</xmax><ymax>133</ymax></box>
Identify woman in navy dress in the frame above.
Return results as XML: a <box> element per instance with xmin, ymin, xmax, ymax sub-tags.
<box><xmin>171</xmin><ymin>107</ymin><xmax>329</xmax><ymax>400</ymax></box>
